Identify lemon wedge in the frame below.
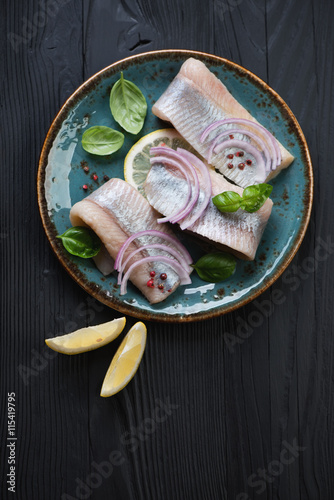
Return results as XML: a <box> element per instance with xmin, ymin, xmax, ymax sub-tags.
<box><xmin>100</xmin><ymin>321</ymin><xmax>147</xmax><ymax>397</ymax></box>
<box><xmin>124</xmin><ymin>128</ymin><xmax>196</xmax><ymax>194</ymax></box>
<box><xmin>45</xmin><ymin>317</ymin><xmax>126</xmax><ymax>354</ymax></box>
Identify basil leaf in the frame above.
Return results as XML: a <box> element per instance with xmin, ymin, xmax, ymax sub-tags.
<box><xmin>57</xmin><ymin>227</ymin><xmax>101</xmax><ymax>258</ymax></box>
<box><xmin>212</xmin><ymin>191</ymin><xmax>242</xmax><ymax>212</ymax></box>
<box><xmin>241</xmin><ymin>183</ymin><xmax>273</xmax><ymax>213</ymax></box>
<box><xmin>192</xmin><ymin>252</ymin><xmax>236</xmax><ymax>283</ymax></box>
<box><xmin>110</xmin><ymin>72</ymin><xmax>147</xmax><ymax>134</ymax></box>
<box><xmin>212</xmin><ymin>183</ymin><xmax>273</xmax><ymax>214</ymax></box>
<box><xmin>82</xmin><ymin>126</ymin><xmax>124</xmax><ymax>156</ymax></box>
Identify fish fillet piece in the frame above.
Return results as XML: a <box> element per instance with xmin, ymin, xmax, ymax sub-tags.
<box><xmin>144</xmin><ymin>161</ymin><xmax>273</xmax><ymax>261</ymax></box>
<box><xmin>70</xmin><ymin>178</ymin><xmax>182</xmax><ymax>304</ymax></box>
<box><xmin>152</xmin><ymin>58</ymin><xmax>294</xmax><ymax>188</ymax></box>
<box><xmin>92</xmin><ymin>243</ymin><xmax>114</xmax><ymax>276</ymax></box>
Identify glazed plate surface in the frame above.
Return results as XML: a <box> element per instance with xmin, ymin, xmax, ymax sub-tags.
<box><xmin>37</xmin><ymin>50</ymin><xmax>313</xmax><ymax>322</ymax></box>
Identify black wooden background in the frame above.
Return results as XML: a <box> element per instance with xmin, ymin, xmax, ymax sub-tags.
<box><xmin>1</xmin><ymin>1</ymin><xmax>333</xmax><ymax>499</ymax></box>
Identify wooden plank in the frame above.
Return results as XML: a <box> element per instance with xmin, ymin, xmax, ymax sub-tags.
<box><xmin>1</xmin><ymin>1</ymin><xmax>91</xmax><ymax>499</ymax></box>
<box><xmin>1</xmin><ymin>0</ymin><xmax>333</xmax><ymax>499</ymax></box>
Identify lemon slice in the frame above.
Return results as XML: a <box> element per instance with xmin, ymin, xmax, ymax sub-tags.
<box><xmin>124</xmin><ymin>128</ymin><xmax>196</xmax><ymax>194</ymax></box>
<box><xmin>45</xmin><ymin>317</ymin><xmax>126</xmax><ymax>354</ymax></box>
<box><xmin>100</xmin><ymin>321</ymin><xmax>147</xmax><ymax>397</ymax></box>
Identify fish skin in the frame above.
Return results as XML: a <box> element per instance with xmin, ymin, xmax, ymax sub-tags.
<box><xmin>70</xmin><ymin>178</ymin><xmax>182</xmax><ymax>304</ymax></box>
<box><xmin>152</xmin><ymin>58</ymin><xmax>294</xmax><ymax>188</ymax></box>
<box><xmin>144</xmin><ymin>161</ymin><xmax>273</xmax><ymax>261</ymax></box>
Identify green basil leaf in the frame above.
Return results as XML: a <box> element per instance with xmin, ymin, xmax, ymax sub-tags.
<box><xmin>212</xmin><ymin>191</ymin><xmax>242</xmax><ymax>212</ymax></box>
<box><xmin>110</xmin><ymin>72</ymin><xmax>147</xmax><ymax>134</ymax></box>
<box><xmin>57</xmin><ymin>227</ymin><xmax>101</xmax><ymax>258</ymax></box>
<box><xmin>241</xmin><ymin>183</ymin><xmax>273</xmax><ymax>213</ymax></box>
<box><xmin>192</xmin><ymin>252</ymin><xmax>236</xmax><ymax>283</ymax></box>
<box><xmin>82</xmin><ymin>126</ymin><xmax>124</xmax><ymax>156</ymax></box>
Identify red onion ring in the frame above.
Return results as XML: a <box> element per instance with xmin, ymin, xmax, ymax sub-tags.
<box><xmin>120</xmin><ymin>256</ymin><xmax>192</xmax><ymax>295</ymax></box>
<box><xmin>117</xmin><ymin>243</ymin><xmax>192</xmax><ymax>284</ymax></box>
<box><xmin>206</xmin><ymin>127</ymin><xmax>272</xmax><ymax>171</ymax></box>
<box><xmin>114</xmin><ymin>230</ymin><xmax>193</xmax><ymax>271</ymax></box>
<box><xmin>200</xmin><ymin>118</ymin><xmax>281</xmax><ymax>170</ymax></box>
<box><xmin>176</xmin><ymin>148</ymin><xmax>212</xmax><ymax>229</ymax></box>
<box><xmin>150</xmin><ymin>155</ymin><xmax>199</xmax><ymax>224</ymax></box>
<box><xmin>150</xmin><ymin>147</ymin><xmax>200</xmax><ymax>224</ymax></box>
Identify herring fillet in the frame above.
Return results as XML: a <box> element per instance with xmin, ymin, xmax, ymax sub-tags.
<box><xmin>144</xmin><ymin>162</ymin><xmax>273</xmax><ymax>261</ymax></box>
<box><xmin>152</xmin><ymin>58</ymin><xmax>294</xmax><ymax>188</ymax></box>
<box><xmin>69</xmin><ymin>178</ymin><xmax>181</xmax><ymax>304</ymax></box>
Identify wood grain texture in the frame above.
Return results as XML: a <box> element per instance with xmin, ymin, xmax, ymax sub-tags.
<box><xmin>1</xmin><ymin>0</ymin><xmax>333</xmax><ymax>499</ymax></box>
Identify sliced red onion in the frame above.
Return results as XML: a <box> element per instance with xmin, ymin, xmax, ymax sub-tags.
<box><xmin>214</xmin><ymin>139</ymin><xmax>266</xmax><ymax>183</ymax></box>
<box><xmin>150</xmin><ymin>155</ymin><xmax>199</xmax><ymax>224</ymax></box>
<box><xmin>206</xmin><ymin>127</ymin><xmax>272</xmax><ymax>171</ymax></box>
<box><xmin>114</xmin><ymin>229</ymin><xmax>193</xmax><ymax>271</ymax></box>
<box><xmin>150</xmin><ymin>147</ymin><xmax>200</xmax><ymax>224</ymax></box>
<box><xmin>120</xmin><ymin>256</ymin><xmax>192</xmax><ymax>295</ymax></box>
<box><xmin>117</xmin><ymin>242</ymin><xmax>192</xmax><ymax>284</ymax></box>
<box><xmin>176</xmin><ymin>148</ymin><xmax>212</xmax><ymax>229</ymax></box>
<box><xmin>200</xmin><ymin>118</ymin><xmax>281</xmax><ymax>170</ymax></box>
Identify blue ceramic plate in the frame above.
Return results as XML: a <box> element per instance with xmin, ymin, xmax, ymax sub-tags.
<box><xmin>37</xmin><ymin>50</ymin><xmax>313</xmax><ymax>322</ymax></box>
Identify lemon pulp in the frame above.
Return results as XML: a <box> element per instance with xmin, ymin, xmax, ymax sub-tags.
<box><xmin>100</xmin><ymin>321</ymin><xmax>147</xmax><ymax>397</ymax></box>
<box><xmin>45</xmin><ymin>317</ymin><xmax>126</xmax><ymax>355</ymax></box>
<box><xmin>124</xmin><ymin>128</ymin><xmax>196</xmax><ymax>194</ymax></box>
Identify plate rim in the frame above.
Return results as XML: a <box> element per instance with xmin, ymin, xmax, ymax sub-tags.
<box><xmin>37</xmin><ymin>48</ymin><xmax>313</xmax><ymax>323</ymax></box>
